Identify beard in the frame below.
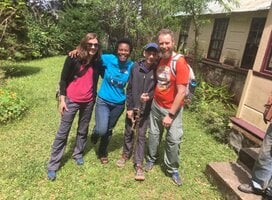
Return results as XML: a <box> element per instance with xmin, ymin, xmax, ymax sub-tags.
<box><xmin>161</xmin><ymin>49</ymin><xmax>173</xmax><ymax>59</ymax></box>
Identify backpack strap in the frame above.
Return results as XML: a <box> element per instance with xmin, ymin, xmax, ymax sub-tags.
<box><xmin>170</xmin><ymin>54</ymin><xmax>195</xmax><ymax>80</ymax></box>
<box><xmin>170</xmin><ymin>54</ymin><xmax>183</xmax><ymax>77</ymax></box>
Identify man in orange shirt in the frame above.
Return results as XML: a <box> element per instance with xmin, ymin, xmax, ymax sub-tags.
<box><xmin>145</xmin><ymin>29</ymin><xmax>189</xmax><ymax>186</ymax></box>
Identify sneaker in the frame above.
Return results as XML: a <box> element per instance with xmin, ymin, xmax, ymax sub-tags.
<box><xmin>47</xmin><ymin>170</ymin><xmax>56</xmax><ymax>181</ymax></box>
<box><xmin>116</xmin><ymin>155</ymin><xmax>128</xmax><ymax>168</ymax></box>
<box><xmin>75</xmin><ymin>157</ymin><xmax>84</xmax><ymax>165</ymax></box>
<box><xmin>145</xmin><ymin>161</ymin><xmax>154</xmax><ymax>172</ymax></box>
<box><xmin>172</xmin><ymin>172</ymin><xmax>182</xmax><ymax>186</ymax></box>
<box><xmin>238</xmin><ymin>183</ymin><xmax>264</xmax><ymax>195</ymax></box>
<box><xmin>135</xmin><ymin>165</ymin><xmax>145</xmax><ymax>181</ymax></box>
<box><xmin>91</xmin><ymin>134</ymin><xmax>99</xmax><ymax>145</ymax></box>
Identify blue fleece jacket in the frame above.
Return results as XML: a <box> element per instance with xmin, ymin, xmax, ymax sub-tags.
<box><xmin>98</xmin><ymin>54</ymin><xmax>134</xmax><ymax>104</ymax></box>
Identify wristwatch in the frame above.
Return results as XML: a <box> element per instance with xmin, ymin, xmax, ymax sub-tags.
<box><xmin>168</xmin><ymin>112</ymin><xmax>175</xmax><ymax>119</ymax></box>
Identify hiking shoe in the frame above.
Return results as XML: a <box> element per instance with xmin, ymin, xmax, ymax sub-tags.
<box><xmin>238</xmin><ymin>183</ymin><xmax>264</xmax><ymax>195</ymax></box>
<box><xmin>144</xmin><ymin>161</ymin><xmax>154</xmax><ymax>172</ymax></box>
<box><xmin>172</xmin><ymin>172</ymin><xmax>182</xmax><ymax>186</ymax></box>
<box><xmin>75</xmin><ymin>157</ymin><xmax>84</xmax><ymax>165</ymax></box>
<box><xmin>47</xmin><ymin>170</ymin><xmax>56</xmax><ymax>181</ymax></box>
<box><xmin>135</xmin><ymin>165</ymin><xmax>145</xmax><ymax>181</ymax></box>
<box><xmin>116</xmin><ymin>155</ymin><xmax>128</xmax><ymax>168</ymax></box>
<box><xmin>91</xmin><ymin>134</ymin><xmax>99</xmax><ymax>145</ymax></box>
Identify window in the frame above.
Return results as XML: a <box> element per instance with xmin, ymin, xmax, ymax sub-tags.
<box><xmin>207</xmin><ymin>18</ymin><xmax>229</xmax><ymax>61</ymax></box>
<box><xmin>177</xmin><ymin>18</ymin><xmax>191</xmax><ymax>53</ymax></box>
<box><xmin>241</xmin><ymin>17</ymin><xmax>266</xmax><ymax>69</ymax></box>
<box><xmin>261</xmin><ymin>31</ymin><xmax>272</xmax><ymax>75</ymax></box>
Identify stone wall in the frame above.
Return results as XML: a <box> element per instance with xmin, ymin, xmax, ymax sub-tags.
<box><xmin>199</xmin><ymin>59</ymin><xmax>248</xmax><ymax>104</ymax></box>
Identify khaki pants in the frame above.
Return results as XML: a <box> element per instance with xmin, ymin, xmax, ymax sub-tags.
<box><xmin>147</xmin><ymin>100</ymin><xmax>183</xmax><ymax>174</ymax></box>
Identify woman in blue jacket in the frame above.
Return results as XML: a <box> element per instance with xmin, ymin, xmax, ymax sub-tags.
<box><xmin>91</xmin><ymin>38</ymin><xmax>134</xmax><ymax>164</ymax></box>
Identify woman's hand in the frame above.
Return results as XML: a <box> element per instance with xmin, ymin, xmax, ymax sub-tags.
<box><xmin>59</xmin><ymin>95</ymin><xmax>68</xmax><ymax>115</ymax></box>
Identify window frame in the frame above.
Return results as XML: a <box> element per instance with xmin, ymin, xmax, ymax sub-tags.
<box><xmin>177</xmin><ymin>17</ymin><xmax>191</xmax><ymax>53</ymax></box>
<box><xmin>261</xmin><ymin>30</ymin><xmax>272</xmax><ymax>75</ymax></box>
<box><xmin>241</xmin><ymin>17</ymin><xmax>266</xmax><ymax>70</ymax></box>
<box><xmin>207</xmin><ymin>18</ymin><xmax>229</xmax><ymax>61</ymax></box>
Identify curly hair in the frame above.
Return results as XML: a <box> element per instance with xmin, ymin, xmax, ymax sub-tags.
<box><xmin>115</xmin><ymin>37</ymin><xmax>133</xmax><ymax>53</ymax></box>
<box><xmin>77</xmin><ymin>33</ymin><xmax>101</xmax><ymax>64</ymax></box>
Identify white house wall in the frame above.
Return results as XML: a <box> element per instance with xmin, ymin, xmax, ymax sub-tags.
<box><xmin>236</xmin><ymin>6</ymin><xmax>272</xmax><ymax>131</ymax></box>
<box><xmin>186</xmin><ymin>10</ymin><xmax>268</xmax><ymax>67</ymax></box>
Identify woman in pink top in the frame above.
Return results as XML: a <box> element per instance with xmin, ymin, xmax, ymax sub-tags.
<box><xmin>47</xmin><ymin>33</ymin><xmax>102</xmax><ymax>181</ymax></box>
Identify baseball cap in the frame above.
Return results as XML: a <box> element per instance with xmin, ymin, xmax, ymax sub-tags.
<box><xmin>144</xmin><ymin>43</ymin><xmax>159</xmax><ymax>52</ymax></box>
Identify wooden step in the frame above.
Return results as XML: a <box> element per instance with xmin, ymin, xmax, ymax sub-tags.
<box><xmin>230</xmin><ymin>117</ymin><xmax>265</xmax><ymax>147</ymax></box>
<box><xmin>205</xmin><ymin>162</ymin><xmax>262</xmax><ymax>200</ymax></box>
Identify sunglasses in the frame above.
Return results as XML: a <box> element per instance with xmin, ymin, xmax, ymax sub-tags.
<box><xmin>86</xmin><ymin>43</ymin><xmax>99</xmax><ymax>48</ymax></box>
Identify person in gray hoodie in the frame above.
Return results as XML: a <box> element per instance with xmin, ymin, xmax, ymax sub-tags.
<box><xmin>116</xmin><ymin>43</ymin><xmax>159</xmax><ymax>181</ymax></box>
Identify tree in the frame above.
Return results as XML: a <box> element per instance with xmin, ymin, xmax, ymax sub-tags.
<box><xmin>88</xmin><ymin>0</ymin><xmax>181</xmax><ymax>58</ymax></box>
<box><xmin>0</xmin><ymin>0</ymin><xmax>29</xmax><ymax>60</ymax></box>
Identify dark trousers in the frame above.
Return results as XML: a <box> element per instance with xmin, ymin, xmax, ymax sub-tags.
<box><xmin>48</xmin><ymin>98</ymin><xmax>95</xmax><ymax>171</ymax></box>
<box><xmin>122</xmin><ymin>114</ymin><xmax>149</xmax><ymax>165</ymax></box>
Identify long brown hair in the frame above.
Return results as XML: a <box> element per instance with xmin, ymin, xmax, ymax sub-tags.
<box><xmin>77</xmin><ymin>33</ymin><xmax>101</xmax><ymax>64</ymax></box>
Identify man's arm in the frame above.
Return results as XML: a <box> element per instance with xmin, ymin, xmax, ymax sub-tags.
<box><xmin>168</xmin><ymin>84</ymin><xmax>187</xmax><ymax>115</ymax></box>
<box><xmin>162</xmin><ymin>56</ymin><xmax>189</xmax><ymax>127</ymax></box>
<box><xmin>162</xmin><ymin>84</ymin><xmax>187</xmax><ymax>127</ymax></box>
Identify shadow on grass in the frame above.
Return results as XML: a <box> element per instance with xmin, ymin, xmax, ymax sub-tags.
<box><xmin>1</xmin><ymin>65</ymin><xmax>41</xmax><ymax>78</ymax></box>
<box><xmin>59</xmin><ymin>130</ymin><xmax>124</xmax><ymax>169</ymax></box>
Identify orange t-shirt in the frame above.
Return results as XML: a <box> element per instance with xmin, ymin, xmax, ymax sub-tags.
<box><xmin>154</xmin><ymin>56</ymin><xmax>189</xmax><ymax>109</ymax></box>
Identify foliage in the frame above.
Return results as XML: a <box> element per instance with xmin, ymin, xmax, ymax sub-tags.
<box><xmin>26</xmin><ymin>0</ymin><xmax>63</xmax><ymax>20</ymax></box>
<box><xmin>90</xmin><ymin>0</ymin><xmax>181</xmax><ymax>58</ymax></box>
<box><xmin>0</xmin><ymin>0</ymin><xmax>241</xmax><ymax>61</ymax></box>
<box><xmin>0</xmin><ymin>56</ymin><xmax>237</xmax><ymax>199</ymax></box>
<box><xmin>0</xmin><ymin>1</ymin><xmax>29</xmax><ymax>60</ymax></box>
<box><xmin>25</xmin><ymin>12</ymin><xmax>64</xmax><ymax>58</ymax></box>
<box><xmin>57</xmin><ymin>4</ymin><xmax>104</xmax><ymax>53</ymax></box>
<box><xmin>188</xmin><ymin>80</ymin><xmax>237</xmax><ymax>143</ymax></box>
<box><xmin>0</xmin><ymin>87</ymin><xmax>27</xmax><ymax>124</ymax></box>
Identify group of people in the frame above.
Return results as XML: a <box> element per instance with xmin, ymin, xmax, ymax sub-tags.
<box><xmin>46</xmin><ymin>28</ymin><xmax>272</xmax><ymax>198</ymax></box>
<box><xmin>47</xmin><ymin>28</ymin><xmax>188</xmax><ymax>186</ymax></box>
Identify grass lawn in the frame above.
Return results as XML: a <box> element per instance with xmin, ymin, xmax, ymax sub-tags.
<box><xmin>0</xmin><ymin>56</ymin><xmax>237</xmax><ymax>199</ymax></box>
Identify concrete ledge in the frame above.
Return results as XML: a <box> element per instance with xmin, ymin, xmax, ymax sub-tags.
<box><xmin>206</xmin><ymin>162</ymin><xmax>262</xmax><ymax>200</ymax></box>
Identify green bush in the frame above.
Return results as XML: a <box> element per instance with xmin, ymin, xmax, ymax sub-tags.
<box><xmin>0</xmin><ymin>88</ymin><xmax>27</xmax><ymax>124</ymax></box>
<box><xmin>26</xmin><ymin>13</ymin><xmax>64</xmax><ymax>59</ymax></box>
<box><xmin>188</xmin><ymin>80</ymin><xmax>237</xmax><ymax>143</ymax></box>
<box><xmin>58</xmin><ymin>5</ymin><xmax>104</xmax><ymax>53</ymax></box>
<box><xmin>0</xmin><ymin>3</ymin><xmax>30</xmax><ymax>61</ymax></box>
